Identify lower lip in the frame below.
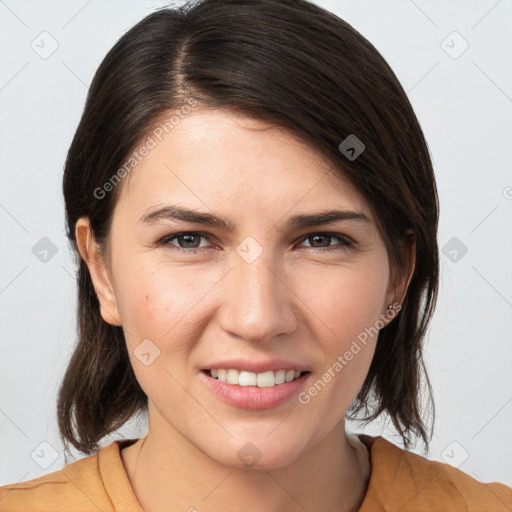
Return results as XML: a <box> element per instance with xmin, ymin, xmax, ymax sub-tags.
<box><xmin>200</xmin><ymin>370</ymin><xmax>311</xmax><ymax>410</ymax></box>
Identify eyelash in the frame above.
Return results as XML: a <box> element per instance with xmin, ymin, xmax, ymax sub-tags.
<box><xmin>157</xmin><ymin>231</ymin><xmax>353</xmax><ymax>255</ymax></box>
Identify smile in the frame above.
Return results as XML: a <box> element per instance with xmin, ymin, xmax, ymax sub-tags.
<box><xmin>200</xmin><ymin>369</ymin><xmax>311</xmax><ymax>410</ymax></box>
<box><xmin>206</xmin><ymin>368</ymin><xmax>309</xmax><ymax>387</ymax></box>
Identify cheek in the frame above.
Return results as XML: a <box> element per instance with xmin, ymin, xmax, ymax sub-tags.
<box><xmin>302</xmin><ymin>259</ymin><xmax>387</xmax><ymax>340</ymax></box>
<box><xmin>295</xmin><ymin>260</ymin><xmax>387</xmax><ymax>399</ymax></box>
<box><xmin>114</xmin><ymin>259</ymin><xmax>215</xmax><ymax>351</ymax></box>
<box><xmin>114</xmin><ymin>261</ymin><xmax>213</xmax><ymax>396</ymax></box>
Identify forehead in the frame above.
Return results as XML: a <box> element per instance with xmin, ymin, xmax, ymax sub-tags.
<box><xmin>119</xmin><ymin>108</ymin><xmax>373</xmax><ymax>222</ymax></box>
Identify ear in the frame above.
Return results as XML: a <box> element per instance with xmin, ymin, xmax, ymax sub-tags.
<box><xmin>383</xmin><ymin>230</ymin><xmax>416</xmax><ymax>320</ymax></box>
<box><xmin>75</xmin><ymin>217</ymin><xmax>122</xmax><ymax>326</ymax></box>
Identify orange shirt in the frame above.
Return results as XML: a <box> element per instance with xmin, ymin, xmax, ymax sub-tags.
<box><xmin>1</xmin><ymin>435</ymin><xmax>511</xmax><ymax>511</ymax></box>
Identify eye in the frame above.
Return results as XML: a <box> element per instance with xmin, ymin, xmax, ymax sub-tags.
<box><xmin>157</xmin><ymin>231</ymin><xmax>352</xmax><ymax>255</ymax></box>
<box><xmin>158</xmin><ymin>232</ymin><xmax>212</xmax><ymax>254</ymax></box>
<box><xmin>297</xmin><ymin>233</ymin><xmax>352</xmax><ymax>252</ymax></box>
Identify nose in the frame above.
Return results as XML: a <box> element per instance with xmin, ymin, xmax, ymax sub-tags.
<box><xmin>217</xmin><ymin>247</ymin><xmax>297</xmax><ymax>344</ymax></box>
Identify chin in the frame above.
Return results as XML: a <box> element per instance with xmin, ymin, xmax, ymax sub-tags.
<box><xmin>207</xmin><ymin>437</ymin><xmax>306</xmax><ymax>471</ymax></box>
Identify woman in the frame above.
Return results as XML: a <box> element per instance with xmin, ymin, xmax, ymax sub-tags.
<box><xmin>1</xmin><ymin>0</ymin><xmax>510</xmax><ymax>510</ymax></box>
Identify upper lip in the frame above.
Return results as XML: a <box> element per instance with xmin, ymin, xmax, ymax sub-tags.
<box><xmin>202</xmin><ymin>358</ymin><xmax>310</xmax><ymax>374</ymax></box>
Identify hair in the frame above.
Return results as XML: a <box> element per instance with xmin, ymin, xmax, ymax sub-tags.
<box><xmin>59</xmin><ymin>0</ymin><xmax>439</xmax><ymax>457</ymax></box>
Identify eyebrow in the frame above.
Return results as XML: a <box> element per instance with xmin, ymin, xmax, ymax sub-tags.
<box><xmin>139</xmin><ymin>205</ymin><xmax>370</xmax><ymax>231</ymax></box>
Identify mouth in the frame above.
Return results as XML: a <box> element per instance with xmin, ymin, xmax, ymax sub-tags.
<box><xmin>200</xmin><ymin>368</ymin><xmax>312</xmax><ymax>410</ymax></box>
<box><xmin>201</xmin><ymin>368</ymin><xmax>311</xmax><ymax>387</ymax></box>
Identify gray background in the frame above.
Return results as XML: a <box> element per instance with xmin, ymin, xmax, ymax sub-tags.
<box><xmin>1</xmin><ymin>0</ymin><xmax>511</xmax><ymax>487</ymax></box>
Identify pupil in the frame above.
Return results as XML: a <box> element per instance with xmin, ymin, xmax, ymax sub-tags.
<box><xmin>182</xmin><ymin>234</ymin><xmax>199</xmax><ymax>248</ymax></box>
<box><xmin>311</xmin><ymin>235</ymin><xmax>329</xmax><ymax>247</ymax></box>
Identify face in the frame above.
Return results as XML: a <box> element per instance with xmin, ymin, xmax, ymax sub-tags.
<box><xmin>83</xmin><ymin>108</ymin><xmax>407</xmax><ymax>470</ymax></box>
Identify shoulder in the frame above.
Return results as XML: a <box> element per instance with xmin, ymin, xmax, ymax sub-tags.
<box><xmin>0</xmin><ymin>443</ymin><xmax>115</xmax><ymax>511</ymax></box>
<box><xmin>360</xmin><ymin>434</ymin><xmax>512</xmax><ymax>511</ymax></box>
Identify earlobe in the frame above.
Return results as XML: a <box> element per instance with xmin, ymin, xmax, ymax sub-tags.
<box><xmin>382</xmin><ymin>231</ymin><xmax>416</xmax><ymax>323</ymax></box>
<box><xmin>393</xmin><ymin>231</ymin><xmax>416</xmax><ymax>304</ymax></box>
<box><xmin>75</xmin><ymin>217</ymin><xmax>122</xmax><ymax>326</ymax></box>
<box><xmin>400</xmin><ymin>231</ymin><xmax>416</xmax><ymax>303</ymax></box>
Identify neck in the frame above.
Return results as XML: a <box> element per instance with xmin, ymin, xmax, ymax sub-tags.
<box><xmin>121</xmin><ymin>408</ymin><xmax>370</xmax><ymax>512</ymax></box>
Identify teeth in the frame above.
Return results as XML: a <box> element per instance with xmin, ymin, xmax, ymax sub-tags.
<box><xmin>239</xmin><ymin>370</ymin><xmax>257</xmax><ymax>386</ymax></box>
<box><xmin>275</xmin><ymin>369</ymin><xmax>286</xmax><ymax>385</ymax></box>
<box><xmin>209</xmin><ymin>368</ymin><xmax>303</xmax><ymax>387</ymax></box>
<box><xmin>227</xmin><ymin>369</ymin><xmax>239</xmax><ymax>385</ymax></box>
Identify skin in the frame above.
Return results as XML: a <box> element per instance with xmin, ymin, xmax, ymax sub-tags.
<box><xmin>76</xmin><ymin>108</ymin><xmax>415</xmax><ymax>512</ymax></box>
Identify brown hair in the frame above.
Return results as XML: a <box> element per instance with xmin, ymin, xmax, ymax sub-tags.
<box><xmin>59</xmin><ymin>0</ymin><xmax>439</xmax><ymax>456</ymax></box>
